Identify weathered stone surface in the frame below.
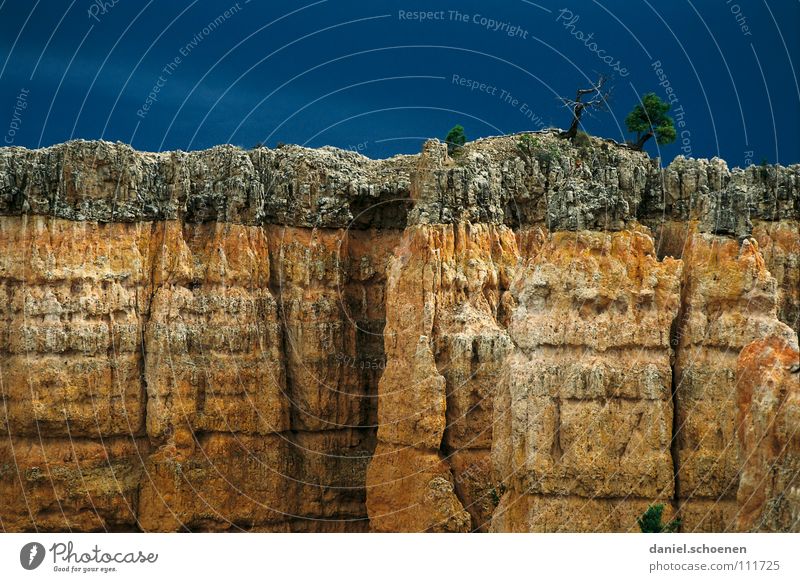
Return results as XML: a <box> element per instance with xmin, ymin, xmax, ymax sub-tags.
<box><xmin>736</xmin><ymin>335</ymin><xmax>800</xmax><ymax>532</ymax></box>
<box><xmin>139</xmin><ymin>430</ymin><xmax>371</xmax><ymax>531</ymax></box>
<box><xmin>492</xmin><ymin>229</ymin><xmax>682</xmax><ymax>531</ymax></box>
<box><xmin>366</xmin><ymin>222</ymin><xmax>517</xmax><ymax>531</ymax></box>
<box><xmin>2</xmin><ymin>136</ymin><xmax>799</xmax><ymax>532</ymax></box>
<box><xmin>144</xmin><ymin>221</ymin><xmax>289</xmax><ymax>444</ymax></box>
<box><xmin>0</xmin><ymin>436</ymin><xmax>148</xmax><ymax>531</ymax></box>
<box><xmin>491</xmin><ymin>491</ymin><xmax>675</xmax><ymax>533</ymax></box>
<box><xmin>0</xmin><ymin>140</ymin><xmax>414</xmax><ymax>228</ymax></box>
<box><xmin>9</xmin><ymin>135</ymin><xmax>796</xmax><ymax>233</ymax></box>
<box><xmin>449</xmin><ymin>449</ymin><xmax>499</xmax><ymax>532</ymax></box>
<box><xmin>371</xmin><ymin>223</ymin><xmax>517</xmax><ymax>447</ymax></box>
<box><xmin>0</xmin><ymin>216</ymin><xmax>151</xmax><ymax>438</ymax></box>
<box><xmin>265</xmin><ymin>226</ymin><xmax>398</xmax><ymax>432</ymax></box>
<box><xmin>0</xmin><ymin>216</ymin><xmax>392</xmax><ymax>531</ymax></box>
<box><xmin>365</xmin><ymin>443</ymin><xmax>470</xmax><ymax>533</ymax></box>
<box><xmin>676</xmin><ymin>500</ymin><xmax>739</xmax><ymax>533</ymax></box>
<box><xmin>673</xmin><ymin>232</ymin><xmax>798</xmax><ymax>530</ymax></box>
<box><xmin>643</xmin><ymin>157</ymin><xmax>800</xmax><ymax>235</ymax></box>
<box><xmin>752</xmin><ymin>220</ymin><xmax>800</xmax><ymax>338</ymax></box>
<box><xmin>408</xmin><ymin>133</ymin><xmax>657</xmax><ymax>230</ymax></box>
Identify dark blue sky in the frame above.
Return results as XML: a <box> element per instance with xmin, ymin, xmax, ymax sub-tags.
<box><xmin>1</xmin><ymin>0</ymin><xmax>798</xmax><ymax>165</ymax></box>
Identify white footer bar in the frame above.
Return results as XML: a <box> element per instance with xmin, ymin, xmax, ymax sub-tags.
<box><xmin>1</xmin><ymin>533</ymin><xmax>797</xmax><ymax>581</ymax></box>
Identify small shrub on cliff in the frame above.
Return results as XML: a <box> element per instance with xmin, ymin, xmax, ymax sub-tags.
<box><xmin>573</xmin><ymin>130</ymin><xmax>592</xmax><ymax>149</ymax></box>
<box><xmin>637</xmin><ymin>504</ymin><xmax>681</xmax><ymax>533</ymax></box>
<box><xmin>445</xmin><ymin>124</ymin><xmax>466</xmax><ymax>156</ymax></box>
<box><xmin>517</xmin><ymin>134</ymin><xmax>562</xmax><ymax>169</ymax></box>
<box><xmin>516</xmin><ymin>133</ymin><xmax>536</xmax><ymax>161</ymax></box>
<box><xmin>488</xmin><ymin>483</ymin><xmax>506</xmax><ymax>507</ymax></box>
<box><xmin>759</xmin><ymin>158</ymin><xmax>771</xmax><ymax>179</ymax></box>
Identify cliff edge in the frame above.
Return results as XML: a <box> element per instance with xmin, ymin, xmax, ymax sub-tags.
<box><xmin>1</xmin><ymin>132</ymin><xmax>797</xmax><ymax>532</ymax></box>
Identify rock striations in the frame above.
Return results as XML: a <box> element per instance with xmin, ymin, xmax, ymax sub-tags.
<box><xmin>0</xmin><ymin>131</ymin><xmax>798</xmax><ymax>532</ymax></box>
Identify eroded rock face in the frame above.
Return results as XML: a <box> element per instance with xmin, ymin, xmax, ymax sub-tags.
<box><xmin>138</xmin><ymin>430</ymin><xmax>372</xmax><ymax>532</ymax></box>
<box><xmin>491</xmin><ymin>229</ymin><xmax>682</xmax><ymax>532</ymax></box>
<box><xmin>672</xmin><ymin>232</ymin><xmax>797</xmax><ymax>531</ymax></box>
<box><xmin>366</xmin><ymin>223</ymin><xmax>517</xmax><ymax>532</ymax></box>
<box><xmin>0</xmin><ymin>217</ymin><xmax>150</xmax><ymax>439</ymax></box>
<box><xmin>0</xmin><ymin>215</ymin><xmax>392</xmax><ymax>532</ymax></box>
<box><xmin>642</xmin><ymin>157</ymin><xmax>800</xmax><ymax>236</ymax></box>
<box><xmin>144</xmin><ymin>221</ymin><xmax>288</xmax><ymax>443</ymax></box>
<box><xmin>0</xmin><ymin>436</ymin><xmax>147</xmax><ymax>531</ymax></box>
<box><xmin>752</xmin><ymin>221</ymin><xmax>800</xmax><ymax>339</ymax></box>
<box><xmin>736</xmin><ymin>335</ymin><xmax>800</xmax><ymax>532</ymax></box>
<box><xmin>1</xmin><ymin>135</ymin><xmax>798</xmax><ymax>532</ymax></box>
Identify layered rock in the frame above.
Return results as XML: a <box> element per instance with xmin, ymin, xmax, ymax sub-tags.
<box><xmin>264</xmin><ymin>226</ymin><xmax>399</xmax><ymax>432</ymax></box>
<box><xmin>0</xmin><ymin>215</ymin><xmax>392</xmax><ymax>531</ymax></box>
<box><xmin>1</xmin><ymin>134</ymin><xmax>798</xmax><ymax>532</ymax></box>
<box><xmin>366</xmin><ymin>222</ymin><xmax>517</xmax><ymax>532</ymax></box>
<box><xmin>642</xmin><ymin>156</ymin><xmax>800</xmax><ymax>236</ymax></box>
<box><xmin>0</xmin><ymin>216</ymin><xmax>149</xmax><ymax>440</ymax></box>
<box><xmin>0</xmin><ymin>141</ymin><xmax>413</xmax><ymax>228</ymax></box>
<box><xmin>0</xmin><ymin>436</ymin><xmax>147</xmax><ymax>531</ymax></box>
<box><xmin>672</xmin><ymin>232</ymin><xmax>797</xmax><ymax>531</ymax></box>
<box><xmin>144</xmin><ymin>221</ymin><xmax>288</xmax><ymax>443</ymax></box>
<box><xmin>491</xmin><ymin>229</ymin><xmax>682</xmax><ymax>532</ymax></box>
<box><xmin>138</xmin><ymin>430</ymin><xmax>372</xmax><ymax>532</ymax></box>
<box><xmin>752</xmin><ymin>220</ymin><xmax>800</xmax><ymax>338</ymax></box>
<box><xmin>735</xmin><ymin>335</ymin><xmax>800</xmax><ymax>532</ymax></box>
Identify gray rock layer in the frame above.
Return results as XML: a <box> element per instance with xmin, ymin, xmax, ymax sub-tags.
<box><xmin>2</xmin><ymin>132</ymin><xmax>797</xmax><ymax>232</ymax></box>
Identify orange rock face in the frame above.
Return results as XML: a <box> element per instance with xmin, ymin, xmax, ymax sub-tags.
<box><xmin>4</xmin><ymin>216</ymin><xmax>797</xmax><ymax>533</ymax></box>
<box><xmin>145</xmin><ymin>221</ymin><xmax>289</xmax><ymax>444</ymax></box>
<box><xmin>366</xmin><ymin>223</ymin><xmax>518</xmax><ymax>532</ymax></box>
<box><xmin>0</xmin><ymin>436</ymin><xmax>147</xmax><ymax>531</ymax></box>
<box><xmin>736</xmin><ymin>335</ymin><xmax>800</xmax><ymax>532</ymax></box>
<box><xmin>672</xmin><ymin>232</ymin><xmax>797</xmax><ymax>531</ymax></box>
<box><xmin>0</xmin><ymin>216</ymin><xmax>395</xmax><ymax>531</ymax></box>
<box><xmin>491</xmin><ymin>229</ymin><xmax>682</xmax><ymax>532</ymax></box>
<box><xmin>0</xmin><ymin>216</ymin><xmax>151</xmax><ymax>439</ymax></box>
<box><xmin>138</xmin><ymin>430</ymin><xmax>372</xmax><ymax>532</ymax></box>
<box><xmin>752</xmin><ymin>220</ymin><xmax>800</xmax><ymax>338</ymax></box>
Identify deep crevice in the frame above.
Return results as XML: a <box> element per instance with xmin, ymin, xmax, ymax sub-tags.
<box><xmin>668</xmin><ymin>268</ymin><xmax>691</xmax><ymax>531</ymax></box>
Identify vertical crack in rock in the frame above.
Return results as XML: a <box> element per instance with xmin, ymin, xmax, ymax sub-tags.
<box><xmin>264</xmin><ymin>229</ymin><xmax>296</xmax><ymax>431</ymax></box>
<box><xmin>366</xmin><ymin>222</ymin><xmax>517</xmax><ymax>532</ymax></box>
<box><xmin>365</xmin><ymin>225</ymin><xmax>468</xmax><ymax>532</ymax></box>
<box><xmin>667</xmin><ymin>265</ymin><xmax>691</xmax><ymax>530</ymax></box>
<box><xmin>550</xmin><ymin>398</ymin><xmax>564</xmax><ymax>462</ymax></box>
<box><xmin>132</xmin><ymin>221</ymin><xmax>164</xmax><ymax>530</ymax></box>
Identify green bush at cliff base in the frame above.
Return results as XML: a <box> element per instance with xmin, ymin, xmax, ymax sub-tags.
<box><xmin>638</xmin><ymin>503</ymin><xmax>681</xmax><ymax>533</ymax></box>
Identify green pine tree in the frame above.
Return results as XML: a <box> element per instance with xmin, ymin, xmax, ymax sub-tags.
<box><xmin>625</xmin><ymin>93</ymin><xmax>676</xmax><ymax>150</ymax></box>
<box><xmin>445</xmin><ymin>124</ymin><xmax>466</xmax><ymax>156</ymax></box>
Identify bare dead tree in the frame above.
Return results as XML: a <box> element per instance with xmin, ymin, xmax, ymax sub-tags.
<box><xmin>559</xmin><ymin>75</ymin><xmax>612</xmax><ymax>140</ymax></box>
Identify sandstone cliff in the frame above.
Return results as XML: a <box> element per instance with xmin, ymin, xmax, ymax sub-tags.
<box><xmin>0</xmin><ymin>131</ymin><xmax>797</xmax><ymax>532</ymax></box>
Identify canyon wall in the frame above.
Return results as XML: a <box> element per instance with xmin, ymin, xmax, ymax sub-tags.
<box><xmin>0</xmin><ymin>132</ymin><xmax>797</xmax><ymax>532</ymax></box>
